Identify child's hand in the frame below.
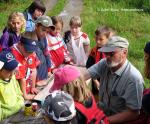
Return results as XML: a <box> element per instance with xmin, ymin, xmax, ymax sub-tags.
<box><xmin>24</xmin><ymin>94</ymin><xmax>35</xmax><ymax>100</ymax></box>
<box><xmin>48</xmin><ymin>72</ymin><xmax>52</xmax><ymax>77</ymax></box>
<box><xmin>31</xmin><ymin>87</ymin><xmax>39</xmax><ymax>95</ymax></box>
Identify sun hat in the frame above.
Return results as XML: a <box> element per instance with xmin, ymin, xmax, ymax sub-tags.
<box><xmin>99</xmin><ymin>36</ymin><xmax>129</xmax><ymax>52</ymax></box>
<box><xmin>50</xmin><ymin>65</ymin><xmax>80</xmax><ymax>91</ymax></box>
<box><xmin>43</xmin><ymin>90</ymin><xmax>76</xmax><ymax>122</ymax></box>
<box><xmin>34</xmin><ymin>15</ymin><xmax>55</xmax><ymax>29</ymax></box>
<box><xmin>144</xmin><ymin>42</ymin><xmax>150</xmax><ymax>54</ymax></box>
<box><xmin>0</xmin><ymin>50</ymin><xmax>18</xmax><ymax>71</ymax></box>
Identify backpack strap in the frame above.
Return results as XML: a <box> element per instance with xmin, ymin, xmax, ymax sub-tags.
<box><xmin>75</xmin><ymin>95</ymin><xmax>107</xmax><ymax>124</ymax></box>
<box><xmin>64</xmin><ymin>30</ymin><xmax>71</xmax><ymax>44</ymax></box>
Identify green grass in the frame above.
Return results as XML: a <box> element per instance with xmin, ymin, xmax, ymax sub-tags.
<box><xmin>47</xmin><ymin>0</ymin><xmax>68</xmax><ymax>16</ymax></box>
<box><xmin>0</xmin><ymin>0</ymin><xmax>33</xmax><ymax>31</ymax></box>
<box><xmin>82</xmin><ymin>0</ymin><xmax>150</xmax><ymax>87</ymax></box>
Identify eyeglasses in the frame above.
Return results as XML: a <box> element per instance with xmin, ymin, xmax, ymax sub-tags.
<box><xmin>104</xmin><ymin>49</ymin><xmax>124</xmax><ymax>57</ymax></box>
<box><xmin>104</xmin><ymin>52</ymin><xmax>116</xmax><ymax>57</ymax></box>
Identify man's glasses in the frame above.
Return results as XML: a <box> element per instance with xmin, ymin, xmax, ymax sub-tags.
<box><xmin>104</xmin><ymin>52</ymin><xmax>116</xmax><ymax>57</ymax></box>
<box><xmin>104</xmin><ymin>49</ymin><xmax>124</xmax><ymax>57</ymax></box>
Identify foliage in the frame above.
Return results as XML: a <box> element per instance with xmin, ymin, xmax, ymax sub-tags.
<box><xmin>47</xmin><ymin>0</ymin><xmax>68</xmax><ymax>16</ymax></box>
<box><xmin>82</xmin><ymin>0</ymin><xmax>150</xmax><ymax>87</ymax></box>
<box><xmin>0</xmin><ymin>0</ymin><xmax>32</xmax><ymax>31</ymax></box>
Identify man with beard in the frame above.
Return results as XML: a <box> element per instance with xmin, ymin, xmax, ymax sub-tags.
<box><xmin>83</xmin><ymin>36</ymin><xmax>144</xmax><ymax>124</ymax></box>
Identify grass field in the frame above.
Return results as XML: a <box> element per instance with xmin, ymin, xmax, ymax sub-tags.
<box><xmin>81</xmin><ymin>0</ymin><xmax>150</xmax><ymax>87</ymax></box>
<box><xmin>0</xmin><ymin>0</ymin><xmax>149</xmax><ymax>87</ymax></box>
<box><xmin>0</xmin><ymin>0</ymin><xmax>33</xmax><ymax>30</ymax></box>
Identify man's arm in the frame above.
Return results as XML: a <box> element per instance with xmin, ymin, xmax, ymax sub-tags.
<box><xmin>108</xmin><ymin>108</ymin><xmax>139</xmax><ymax>124</ymax></box>
<box><xmin>76</xmin><ymin>66</ymin><xmax>91</xmax><ymax>81</ymax></box>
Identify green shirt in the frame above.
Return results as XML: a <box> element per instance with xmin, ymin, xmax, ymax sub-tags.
<box><xmin>0</xmin><ymin>75</ymin><xmax>24</xmax><ymax>121</ymax></box>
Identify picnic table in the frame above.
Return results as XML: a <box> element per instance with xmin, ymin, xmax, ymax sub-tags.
<box><xmin>0</xmin><ymin>76</ymin><xmax>54</xmax><ymax>124</ymax></box>
<box><xmin>0</xmin><ymin>66</ymin><xmax>91</xmax><ymax>124</ymax></box>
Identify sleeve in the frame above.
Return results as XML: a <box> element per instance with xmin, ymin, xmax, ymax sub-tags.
<box><xmin>123</xmin><ymin>78</ymin><xmax>144</xmax><ymax>110</ymax></box>
<box><xmin>15</xmin><ymin>65</ymin><xmax>26</xmax><ymax>79</ymax></box>
<box><xmin>43</xmin><ymin>38</ymin><xmax>51</xmax><ymax>71</ymax></box>
<box><xmin>27</xmin><ymin>53</ymin><xmax>40</xmax><ymax>69</ymax></box>
<box><xmin>88</xmin><ymin>59</ymin><xmax>106</xmax><ymax>79</ymax></box>
<box><xmin>0</xmin><ymin>32</ymin><xmax>9</xmax><ymax>50</ymax></box>
<box><xmin>82</xmin><ymin>33</ymin><xmax>90</xmax><ymax>45</ymax></box>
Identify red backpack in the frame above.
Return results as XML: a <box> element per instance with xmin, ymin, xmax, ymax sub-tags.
<box><xmin>75</xmin><ymin>95</ymin><xmax>109</xmax><ymax>124</ymax></box>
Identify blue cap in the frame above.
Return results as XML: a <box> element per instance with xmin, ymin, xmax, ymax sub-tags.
<box><xmin>0</xmin><ymin>51</ymin><xmax>18</xmax><ymax>71</ymax></box>
<box><xmin>21</xmin><ymin>37</ymin><xmax>37</xmax><ymax>52</ymax></box>
<box><xmin>144</xmin><ymin>42</ymin><xmax>150</xmax><ymax>54</ymax></box>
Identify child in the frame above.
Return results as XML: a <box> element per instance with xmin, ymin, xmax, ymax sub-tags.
<box><xmin>46</xmin><ymin>16</ymin><xmax>72</xmax><ymax>69</ymax></box>
<box><xmin>0</xmin><ymin>12</ymin><xmax>26</xmax><ymax>50</ymax></box>
<box><xmin>0</xmin><ymin>51</ymin><xmax>24</xmax><ymax>121</ymax></box>
<box><xmin>34</xmin><ymin>15</ymin><xmax>54</xmax><ymax>85</ymax></box>
<box><xmin>43</xmin><ymin>90</ymin><xmax>76</xmax><ymax>124</ymax></box>
<box><xmin>64</xmin><ymin>16</ymin><xmax>90</xmax><ymax>67</ymax></box>
<box><xmin>86</xmin><ymin>26</ymin><xmax>115</xmax><ymax>101</ymax></box>
<box><xmin>143</xmin><ymin>42</ymin><xmax>150</xmax><ymax>123</ymax></box>
<box><xmin>50</xmin><ymin>65</ymin><xmax>109</xmax><ymax>124</ymax></box>
<box><xmin>11</xmin><ymin>33</ymin><xmax>39</xmax><ymax>100</ymax></box>
<box><xmin>23</xmin><ymin>0</ymin><xmax>46</xmax><ymax>32</ymax></box>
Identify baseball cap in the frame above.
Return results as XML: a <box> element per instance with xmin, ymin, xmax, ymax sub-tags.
<box><xmin>21</xmin><ymin>37</ymin><xmax>37</xmax><ymax>53</ymax></box>
<box><xmin>0</xmin><ymin>50</ymin><xmax>18</xmax><ymax>71</ymax></box>
<box><xmin>144</xmin><ymin>42</ymin><xmax>150</xmax><ymax>54</ymax></box>
<box><xmin>50</xmin><ymin>65</ymin><xmax>80</xmax><ymax>91</ymax></box>
<box><xmin>99</xmin><ymin>36</ymin><xmax>129</xmax><ymax>52</ymax></box>
<box><xmin>43</xmin><ymin>90</ymin><xmax>76</xmax><ymax>122</ymax></box>
<box><xmin>34</xmin><ymin>15</ymin><xmax>55</xmax><ymax>29</ymax></box>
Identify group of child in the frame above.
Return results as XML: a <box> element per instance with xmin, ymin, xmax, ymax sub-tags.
<box><xmin>0</xmin><ymin>1</ymin><xmax>115</xmax><ymax>121</ymax></box>
<box><xmin>3</xmin><ymin>0</ymin><xmax>150</xmax><ymax>124</ymax></box>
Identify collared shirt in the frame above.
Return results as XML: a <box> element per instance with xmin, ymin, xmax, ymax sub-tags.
<box><xmin>25</xmin><ymin>12</ymin><xmax>35</xmax><ymax>32</ymax></box>
<box><xmin>88</xmin><ymin>58</ymin><xmax>144</xmax><ymax>115</ymax></box>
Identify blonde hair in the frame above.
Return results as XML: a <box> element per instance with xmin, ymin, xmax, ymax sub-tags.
<box><xmin>62</xmin><ymin>75</ymin><xmax>91</xmax><ymax>103</ymax></box>
<box><xmin>7</xmin><ymin>12</ymin><xmax>26</xmax><ymax>33</ymax></box>
<box><xmin>144</xmin><ymin>53</ymin><xmax>150</xmax><ymax>79</ymax></box>
<box><xmin>69</xmin><ymin>16</ymin><xmax>82</xmax><ymax>27</ymax></box>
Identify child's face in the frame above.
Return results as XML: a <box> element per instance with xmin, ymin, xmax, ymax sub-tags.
<box><xmin>10</xmin><ymin>17</ymin><xmax>23</xmax><ymax>33</ymax></box>
<box><xmin>49</xmin><ymin>22</ymin><xmax>62</xmax><ymax>35</ymax></box>
<box><xmin>95</xmin><ymin>35</ymin><xmax>108</xmax><ymax>48</ymax></box>
<box><xmin>35</xmin><ymin>25</ymin><xmax>49</xmax><ymax>39</ymax></box>
<box><xmin>55</xmin><ymin>22</ymin><xmax>63</xmax><ymax>34</ymax></box>
<box><xmin>0</xmin><ymin>69</ymin><xmax>15</xmax><ymax>82</ymax></box>
<box><xmin>33</xmin><ymin>9</ymin><xmax>43</xmax><ymax>20</ymax></box>
<box><xmin>70</xmin><ymin>25</ymin><xmax>81</xmax><ymax>37</ymax></box>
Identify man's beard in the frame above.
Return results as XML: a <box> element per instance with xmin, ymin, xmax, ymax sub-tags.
<box><xmin>106</xmin><ymin>59</ymin><xmax>122</xmax><ymax>68</ymax></box>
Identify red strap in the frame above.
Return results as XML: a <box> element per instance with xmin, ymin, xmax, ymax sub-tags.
<box><xmin>75</xmin><ymin>95</ymin><xmax>107</xmax><ymax>124</ymax></box>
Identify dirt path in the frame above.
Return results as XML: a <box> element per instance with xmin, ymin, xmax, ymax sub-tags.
<box><xmin>44</xmin><ymin>0</ymin><xmax>83</xmax><ymax>32</ymax></box>
<box><xmin>44</xmin><ymin>0</ymin><xmax>58</xmax><ymax>14</ymax></box>
<box><xmin>59</xmin><ymin>0</ymin><xmax>83</xmax><ymax>32</ymax></box>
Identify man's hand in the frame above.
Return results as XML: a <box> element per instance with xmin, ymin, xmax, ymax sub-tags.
<box><xmin>108</xmin><ymin>108</ymin><xmax>139</xmax><ymax>124</ymax></box>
